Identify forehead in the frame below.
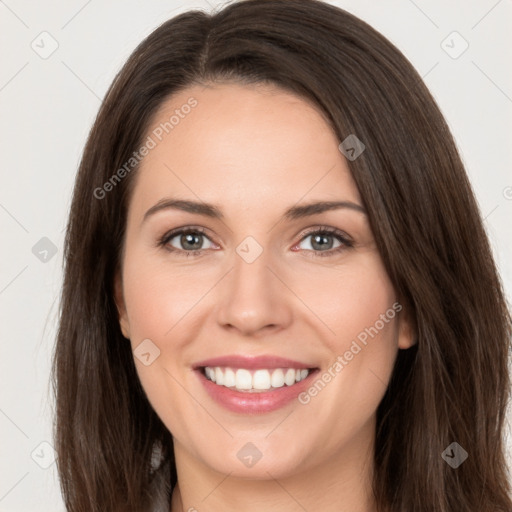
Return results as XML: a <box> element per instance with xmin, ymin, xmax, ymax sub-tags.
<box><xmin>129</xmin><ymin>82</ymin><xmax>361</xmax><ymax>217</ymax></box>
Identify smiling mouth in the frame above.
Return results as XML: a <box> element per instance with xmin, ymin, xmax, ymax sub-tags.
<box><xmin>200</xmin><ymin>366</ymin><xmax>317</xmax><ymax>393</ymax></box>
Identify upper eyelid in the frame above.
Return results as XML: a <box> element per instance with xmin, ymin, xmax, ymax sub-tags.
<box><xmin>297</xmin><ymin>225</ymin><xmax>351</xmax><ymax>241</ymax></box>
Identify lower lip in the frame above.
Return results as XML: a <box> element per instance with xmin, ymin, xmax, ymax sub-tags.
<box><xmin>195</xmin><ymin>369</ymin><xmax>318</xmax><ymax>414</ymax></box>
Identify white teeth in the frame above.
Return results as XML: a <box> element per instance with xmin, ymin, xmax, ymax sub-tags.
<box><xmin>203</xmin><ymin>366</ymin><xmax>311</xmax><ymax>392</ymax></box>
<box><xmin>205</xmin><ymin>367</ymin><xmax>215</xmax><ymax>382</ymax></box>
<box><xmin>284</xmin><ymin>368</ymin><xmax>296</xmax><ymax>386</ymax></box>
<box><xmin>271</xmin><ymin>369</ymin><xmax>285</xmax><ymax>388</ymax></box>
<box><xmin>235</xmin><ymin>369</ymin><xmax>252</xmax><ymax>390</ymax></box>
<box><xmin>253</xmin><ymin>369</ymin><xmax>271</xmax><ymax>390</ymax></box>
<box><xmin>224</xmin><ymin>368</ymin><xmax>236</xmax><ymax>387</ymax></box>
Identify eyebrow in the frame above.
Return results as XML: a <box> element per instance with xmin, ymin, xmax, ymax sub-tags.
<box><xmin>142</xmin><ymin>198</ymin><xmax>366</xmax><ymax>223</ymax></box>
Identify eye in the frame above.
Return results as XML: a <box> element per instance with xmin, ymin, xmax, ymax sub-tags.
<box><xmin>158</xmin><ymin>225</ymin><xmax>353</xmax><ymax>258</ymax></box>
<box><xmin>158</xmin><ymin>227</ymin><xmax>217</xmax><ymax>256</ymax></box>
<box><xmin>295</xmin><ymin>227</ymin><xmax>353</xmax><ymax>257</ymax></box>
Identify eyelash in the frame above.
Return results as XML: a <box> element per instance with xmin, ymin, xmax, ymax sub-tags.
<box><xmin>157</xmin><ymin>225</ymin><xmax>354</xmax><ymax>258</ymax></box>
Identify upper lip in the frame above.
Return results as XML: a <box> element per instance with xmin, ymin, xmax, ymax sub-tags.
<box><xmin>193</xmin><ymin>355</ymin><xmax>316</xmax><ymax>370</ymax></box>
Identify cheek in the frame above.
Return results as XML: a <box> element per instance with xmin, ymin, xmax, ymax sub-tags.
<box><xmin>294</xmin><ymin>255</ymin><xmax>398</xmax><ymax>349</ymax></box>
<box><xmin>121</xmin><ymin>247</ymin><xmax>210</xmax><ymax>341</ymax></box>
<box><xmin>120</xmin><ymin>251</ymin><xmax>202</xmax><ymax>435</ymax></box>
<box><xmin>293</xmin><ymin>256</ymin><xmax>400</xmax><ymax>412</ymax></box>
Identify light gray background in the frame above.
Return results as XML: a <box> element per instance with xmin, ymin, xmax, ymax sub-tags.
<box><xmin>1</xmin><ymin>0</ymin><xmax>511</xmax><ymax>510</ymax></box>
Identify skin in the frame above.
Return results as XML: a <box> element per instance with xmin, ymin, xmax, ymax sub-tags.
<box><xmin>115</xmin><ymin>82</ymin><xmax>415</xmax><ymax>512</ymax></box>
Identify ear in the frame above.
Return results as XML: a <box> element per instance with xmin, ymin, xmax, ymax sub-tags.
<box><xmin>396</xmin><ymin>301</ymin><xmax>417</xmax><ymax>350</ymax></box>
<box><xmin>114</xmin><ymin>271</ymin><xmax>131</xmax><ymax>339</ymax></box>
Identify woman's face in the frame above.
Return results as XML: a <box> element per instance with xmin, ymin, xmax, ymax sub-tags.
<box><xmin>116</xmin><ymin>82</ymin><xmax>414</xmax><ymax>479</ymax></box>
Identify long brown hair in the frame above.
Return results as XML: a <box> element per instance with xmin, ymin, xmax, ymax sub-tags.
<box><xmin>52</xmin><ymin>0</ymin><xmax>512</xmax><ymax>510</ymax></box>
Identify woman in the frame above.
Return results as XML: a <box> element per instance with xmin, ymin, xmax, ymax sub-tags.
<box><xmin>52</xmin><ymin>0</ymin><xmax>512</xmax><ymax>510</ymax></box>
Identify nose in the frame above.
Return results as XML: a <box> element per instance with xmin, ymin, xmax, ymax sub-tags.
<box><xmin>216</xmin><ymin>245</ymin><xmax>293</xmax><ymax>337</ymax></box>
